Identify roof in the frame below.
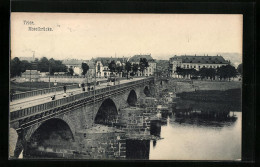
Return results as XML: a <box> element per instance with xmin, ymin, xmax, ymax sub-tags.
<box><xmin>86</xmin><ymin>60</ymin><xmax>95</xmax><ymax>68</ymax></box>
<box><xmin>62</xmin><ymin>59</ymin><xmax>85</xmax><ymax>66</ymax></box>
<box><xmin>129</xmin><ymin>54</ymin><xmax>155</xmax><ymax>63</ymax></box>
<box><xmin>92</xmin><ymin>57</ymin><xmax>128</xmax><ymax>66</ymax></box>
<box><xmin>22</xmin><ymin>70</ymin><xmax>40</xmax><ymax>75</ymax></box>
<box><xmin>62</xmin><ymin>59</ymin><xmax>96</xmax><ymax>68</ymax></box>
<box><xmin>170</xmin><ymin>55</ymin><xmax>229</xmax><ymax>64</ymax></box>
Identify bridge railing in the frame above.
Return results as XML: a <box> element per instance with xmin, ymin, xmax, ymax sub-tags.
<box><xmin>10</xmin><ymin>77</ymin><xmax>154</xmax><ymax>121</ymax></box>
<box><xmin>12</xmin><ymin>84</ymin><xmax>80</xmax><ymax>101</ymax></box>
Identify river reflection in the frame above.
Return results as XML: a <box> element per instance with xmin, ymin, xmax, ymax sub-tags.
<box><xmin>149</xmin><ymin>99</ymin><xmax>241</xmax><ymax>160</ymax></box>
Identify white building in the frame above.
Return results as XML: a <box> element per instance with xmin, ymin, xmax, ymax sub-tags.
<box><xmin>62</xmin><ymin>59</ymin><xmax>96</xmax><ymax>77</ymax></box>
<box><xmin>169</xmin><ymin>55</ymin><xmax>229</xmax><ymax>78</ymax></box>
<box><xmin>93</xmin><ymin>57</ymin><xmax>128</xmax><ymax>78</ymax></box>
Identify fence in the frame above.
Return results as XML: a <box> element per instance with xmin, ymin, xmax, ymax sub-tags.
<box><xmin>10</xmin><ymin>77</ymin><xmax>154</xmax><ymax>121</ymax></box>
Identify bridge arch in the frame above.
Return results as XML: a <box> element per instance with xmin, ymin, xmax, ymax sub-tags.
<box><xmin>95</xmin><ymin>98</ymin><xmax>118</xmax><ymax>125</ymax></box>
<box><xmin>127</xmin><ymin>90</ymin><xmax>137</xmax><ymax>106</ymax></box>
<box><xmin>144</xmin><ymin>86</ymin><xmax>151</xmax><ymax>97</ymax></box>
<box><xmin>24</xmin><ymin>118</ymin><xmax>75</xmax><ymax>157</ymax></box>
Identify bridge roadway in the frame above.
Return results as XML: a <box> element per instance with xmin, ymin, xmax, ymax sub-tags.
<box><xmin>10</xmin><ymin>77</ymin><xmax>145</xmax><ymax>112</ymax></box>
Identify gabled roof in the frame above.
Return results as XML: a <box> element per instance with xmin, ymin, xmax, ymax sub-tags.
<box><xmin>93</xmin><ymin>57</ymin><xmax>129</xmax><ymax>66</ymax></box>
<box><xmin>170</xmin><ymin>55</ymin><xmax>229</xmax><ymax>64</ymax></box>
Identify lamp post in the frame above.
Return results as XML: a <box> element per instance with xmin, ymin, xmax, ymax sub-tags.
<box><xmin>29</xmin><ymin>68</ymin><xmax>31</xmax><ymax>91</ymax></box>
<box><xmin>54</xmin><ymin>80</ymin><xmax>57</xmax><ymax>96</ymax></box>
<box><xmin>48</xmin><ymin>62</ymin><xmax>50</xmax><ymax>89</ymax></box>
<box><xmin>92</xmin><ymin>63</ymin><xmax>96</xmax><ymax>127</ymax></box>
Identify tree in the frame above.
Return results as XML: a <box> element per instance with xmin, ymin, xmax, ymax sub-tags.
<box><xmin>207</xmin><ymin>68</ymin><xmax>217</xmax><ymax>80</ymax></box>
<box><xmin>10</xmin><ymin>57</ymin><xmax>22</xmax><ymax>77</ymax></box>
<box><xmin>20</xmin><ymin>60</ymin><xmax>32</xmax><ymax>73</ymax></box>
<box><xmin>115</xmin><ymin>64</ymin><xmax>123</xmax><ymax>77</ymax></box>
<box><xmin>108</xmin><ymin>60</ymin><xmax>116</xmax><ymax>75</ymax></box>
<box><xmin>37</xmin><ymin>57</ymin><xmax>49</xmax><ymax>72</ymax></box>
<box><xmin>139</xmin><ymin>58</ymin><xmax>149</xmax><ymax>76</ymax></box>
<box><xmin>125</xmin><ymin>61</ymin><xmax>132</xmax><ymax>79</ymax></box>
<box><xmin>69</xmin><ymin>66</ymin><xmax>74</xmax><ymax>76</ymax></box>
<box><xmin>217</xmin><ymin>65</ymin><xmax>237</xmax><ymax>81</ymax></box>
<box><xmin>176</xmin><ymin>67</ymin><xmax>184</xmax><ymax>78</ymax></box>
<box><xmin>47</xmin><ymin>58</ymin><xmax>67</xmax><ymax>75</ymax></box>
<box><xmin>132</xmin><ymin>63</ymin><xmax>139</xmax><ymax>76</ymax></box>
<box><xmin>82</xmin><ymin>63</ymin><xmax>89</xmax><ymax>77</ymax></box>
<box><xmin>237</xmin><ymin>63</ymin><xmax>242</xmax><ymax>75</ymax></box>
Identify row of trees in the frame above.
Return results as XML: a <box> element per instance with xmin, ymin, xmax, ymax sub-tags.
<box><xmin>11</xmin><ymin>56</ymin><xmax>150</xmax><ymax>78</ymax></box>
<box><xmin>10</xmin><ymin>57</ymin><xmax>68</xmax><ymax>77</ymax></box>
<box><xmin>175</xmin><ymin>64</ymin><xmax>240</xmax><ymax>81</ymax></box>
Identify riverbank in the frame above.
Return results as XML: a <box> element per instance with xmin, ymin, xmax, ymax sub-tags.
<box><xmin>176</xmin><ymin>88</ymin><xmax>241</xmax><ymax>102</ymax></box>
<box><xmin>175</xmin><ymin>88</ymin><xmax>242</xmax><ymax>111</ymax></box>
<box><xmin>166</xmin><ymin>79</ymin><xmax>242</xmax><ymax>93</ymax></box>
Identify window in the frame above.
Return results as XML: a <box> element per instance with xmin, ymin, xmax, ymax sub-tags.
<box><xmin>187</xmin><ymin>65</ymin><xmax>189</xmax><ymax>68</ymax></box>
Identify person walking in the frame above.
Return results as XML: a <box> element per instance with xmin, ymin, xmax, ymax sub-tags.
<box><xmin>63</xmin><ymin>85</ymin><xmax>67</xmax><ymax>93</ymax></box>
<box><xmin>81</xmin><ymin>83</ymin><xmax>85</xmax><ymax>92</ymax></box>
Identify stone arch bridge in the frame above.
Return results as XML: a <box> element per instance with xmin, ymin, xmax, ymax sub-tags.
<box><xmin>9</xmin><ymin>77</ymin><xmax>155</xmax><ymax>158</ymax></box>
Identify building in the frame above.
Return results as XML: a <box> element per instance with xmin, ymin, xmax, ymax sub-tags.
<box><xmin>62</xmin><ymin>59</ymin><xmax>84</xmax><ymax>75</ymax></box>
<box><xmin>62</xmin><ymin>59</ymin><xmax>97</xmax><ymax>78</ymax></box>
<box><xmin>128</xmin><ymin>54</ymin><xmax>157</xmax><ymax>77</ymax></box>
<box><xmin>92</xmin><ymin>57</ymin><xmax>128</xmax><ymax>78</ymax></box>
<box><xmin>21</xmin><ymin>70</ymin><xmax>40</xmax><ymax>82</ymax></box>
<box><xmin>169</xmin><ymin>55</ymin><xmax>229</xmax><ymax>78</ymax></box>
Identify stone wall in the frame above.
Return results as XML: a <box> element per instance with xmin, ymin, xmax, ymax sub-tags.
<box><xmin>115</xmin><ymin>107</ymin><xmax>153</xmax><ymax>138</ymax></box>
<box><xmin>75</xmin><ymin>126</ymin><xmax>126</xmax><ymax>159</ymax></box>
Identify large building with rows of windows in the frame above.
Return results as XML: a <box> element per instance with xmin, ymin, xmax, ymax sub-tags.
<box><xmin>169</xmin><ymin>55</ymin><xmax>229</xmax><ymax>78</ymax></box>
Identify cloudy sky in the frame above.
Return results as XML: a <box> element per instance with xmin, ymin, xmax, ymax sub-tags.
<box><xmin>11</xmin><ymin>13</ymin><xmax>242</xmax><ymax>64</ymax></box>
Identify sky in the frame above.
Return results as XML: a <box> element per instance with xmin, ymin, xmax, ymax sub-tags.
<box><xmin>11</xmin><ymin>13</ymin><xmax>242</xmax><ymax>65</ymax></box>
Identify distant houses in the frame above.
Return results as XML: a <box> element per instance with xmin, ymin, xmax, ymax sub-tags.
<box><xmin>61</xmin><ymin>54</ymin><xmax>157</xmax><ymax>78</ymax></box>
<box><xmin>17</xmin><ymin>54</ymin><xmax>159</xmax><ymax>79</ymax></box>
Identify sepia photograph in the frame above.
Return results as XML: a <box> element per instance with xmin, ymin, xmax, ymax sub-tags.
<box><xmin>9</xmin><ymin>13</ymin><xmax>242</xmax><ymax>160</ymax></box>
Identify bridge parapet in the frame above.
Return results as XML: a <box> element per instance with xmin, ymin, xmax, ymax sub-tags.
<box><xmin>12</xmin><ymin>84</ymin><xmax>79</xmax><ymax>101</ymax></box>
<box><xmin>10</xmin><ymin>77</ymin><xmax>154</xmax><ymax>128</ymax></box>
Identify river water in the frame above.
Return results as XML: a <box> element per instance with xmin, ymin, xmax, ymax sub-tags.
<box><xmin>148</xmin><ymin>95</ymin><xmax>241</xmax><ymax>160</ymax></box>
<box><xmin>149</xmin><ymin>112</ymin><xmax>241</xmax><ymax>160</ymax></box>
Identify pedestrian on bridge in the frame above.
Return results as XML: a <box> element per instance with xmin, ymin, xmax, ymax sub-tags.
<box><xmin>63</xmin><ymin>85</ymin><xmax>67</xmax><ymax>93</ymax></box>
<box><xmin>81</xmin><ymin>83</ymin><xmax>85</xmax><ymax>92</ymax></box>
